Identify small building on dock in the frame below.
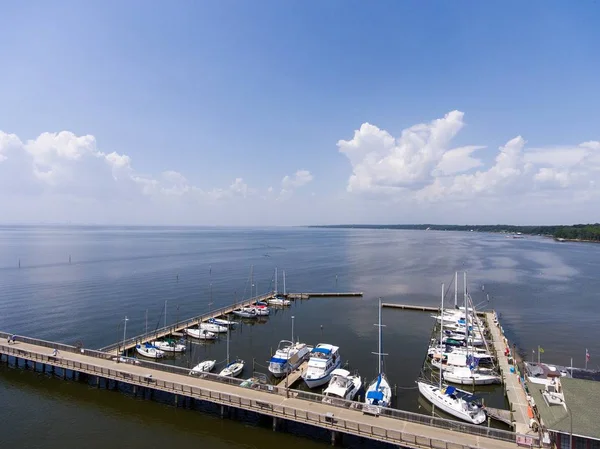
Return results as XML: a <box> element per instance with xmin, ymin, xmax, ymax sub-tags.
<box><xmin>527</xmin><ymin>377</ymin><xmax>600</xmax><ymax>449</ymax></box>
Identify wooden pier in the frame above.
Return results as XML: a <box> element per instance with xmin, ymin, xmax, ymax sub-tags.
<box><xmin>382</xmin><ymin>303</ymin><xmax>439</xmax><ymax>312</ymax></box>
<box><xmin>286</xmin><ymin>292</ymin><xmax>363</xmax><ymax>300</ymax></box>
<box><xmin>484</xmin><ymin>312</ymin><xmax>535</xmax><ymax>436</ymax></box>
<box><xmin>276</xmin><ymin>361</ymin><xmax>308</xmax><ymax>388</ymax></box>
<box><xmin>0</xmin><ymin>331</ymin><xmax>524</xmax><ymax>449</ymax></box>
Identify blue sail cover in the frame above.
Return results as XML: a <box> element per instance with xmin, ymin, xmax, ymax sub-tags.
<box><xmin>444</xmin><ymin>386</ymin><xmax>457</xmax><ymax>396</ymax></box>
<box><xmin>367</xmin><ymin>375</ymin><xmax>384</xmax><ymax>402</ymax></box>
<box><xmin>269</xmin><ymin>357</ymin><xmax>287</xmax><ymax>365</ymax></box>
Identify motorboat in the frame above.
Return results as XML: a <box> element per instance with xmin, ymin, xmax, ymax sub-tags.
<box><xmin>150</xmin><ymin>339</ymin><xmax>186</xmax><ymax>353</ymax></box>
<box><xmin>417</xmin><ymin>382</ymin><xmax>486</xmax><ymax>424</ymax></box>
<box><xmin>200</xmin><ymin>322</ymin><xmax>228</xmax><ymax>333</ymax></box>
<box><xmin>232</xmin><ymin>307</ymin><xmax>257</xmax><ymax>318</ymax></box>
<box><xmin>219</xmin><ymin>359</ymin><xmax>245</xmax><ymax>377</ymax></box>
<box><xmin>135</xmin><ymin>342</ymin><xmax>165</xmax><ymax>359</ymax></box>
<box><xmin>268</xmin><ymin>340</ymin><xmax>312</xmax><ymax>377</ymax></box>
<box><xmin>365</xmin><ymin>299</ymin><xmax>392</xmax><ymax>408</ymax></box>
<box><xmin>302</xmin><ymin>343</ymin><xmax>341</xmax><ymax>388</ymax></box>
<box><xmin>185</xmin><ymin>328</ymin><xmax>217</xmax><ymax>340</ymax></box>
<box><xmin>322</xmin><ymin>369</ymin><xmax>362</xmax><ymax>403</ymax></box>
<box><xmin>189</xmin><ymin>359</ymin><xmax>216</xmax><ymax>375</ymax></box>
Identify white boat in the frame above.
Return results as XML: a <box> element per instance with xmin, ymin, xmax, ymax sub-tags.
<box><xmin>365</xmin><ymin>299</ymin><xmax>392</xmax><ymax>408</ymax></box>
<box><xmin>150</xmin><ymin>339</ymin><xmax>186</xmax><ymax>353</ymax></box>
<box><xmin>200</xmin><ymin>322</ymin><xmax>228</xmax><ymax>333</ymax></box>
<box><xmin>418</xmin><ymin>281</ymin><xmax>486</xmax><ymax>425</ymax></box>
<box><xmin>322</xmin><ymin>369</ymin><xmax>362</xmax><ymax>403</ymax></box>
<box><xmin>232</xmin><ymin>307</ymin><xmax>257</xmax><ymax>318</ymax></box>
<box><xmin>252</xmin><ymin>305</ymin><xmax>270</xmax><ymax>316</ymax></box>
<box><xmin>185</xmin><ymin>328</ymin><xmax>217</xmax><ymax>340</ymax></box>
<box><xmin>302</xmin><ymin>343</ymin><xmax>341</xmax><ymax>388</ymax></box>
<box><xmin>268</xmin><ymin>340</ymin><xmax>312</xmax><ymax>377</ymax></box>
<box><xmin>219</xmin><ymin>359</ymin><xmax>245</xmax><ymax>377</ymax></box>
<box><xmin>442</xmin><ymin>365</ymin><xmax>501</xmax><ymax>385</ymax></box>
<box><xmin>268</xmin><ymin>297</ymin><xmax>291</xmax><ymax>306</ymax></box>
<box><xmin>417</xmin><ymin>382</ymin><xmax>486</xmax><ymax>424</ymax></box>
<box><xmin>135</xmin><ymin>343</ymin><xmax>165</xmax><ymax>359</ymax></box>
<box><xmin>208</xmin><ymin>318</ymin><xmax>235</xmax><ymax>327</ymax></box>
<box><xmin>219</xmin><ymin>320</ymin><xmax>245</xmax><ymax>377</ymax></box>
<box><xmin>190</xmin><ymin>359</ymin><xmax>216</xmax><ymax>375</ymax></box>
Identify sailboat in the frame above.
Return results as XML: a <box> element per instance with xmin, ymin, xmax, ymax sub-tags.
<box><xmin>185</xmin><ymin>327</ymin><xmax>217</xmax><ymax>340</ymax></box>
<box><xmin>365</xmin><ymin>298</ymin><xmax>392</xmax><ymax>409</ymax></box>
<box><xmin>218</xmin><ymin>320</ymin><xmax>245</xmax><ymax>377</ymax></box>
<box><xmin>151</xmin><ymin>338</ymin><xmax>186</xmax><ymax>353</ymax></box>
<box><xmin>268</xmin><ymin>269</ymin><xmax>291</xmax><ymax>306</ymax></box>
<box><xmin>135</xmin><ymin>342</ymin><xmax>165</xmax><ymax>359</ymax></box>
<box><xmin>417</xmin><ymin>282</ymin><xmax>486</xmax><ymax>425</ymax></box>
<box><xmin>190</xmin><ymin>359</ymin><xmax>216</xmax><ymax>375</ymax></box>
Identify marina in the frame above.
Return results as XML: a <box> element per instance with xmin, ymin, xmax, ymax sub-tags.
<box><xmin>2</xmin><ymin>227</ymin><xmax>599</xmax><ymax>449</ymax></box>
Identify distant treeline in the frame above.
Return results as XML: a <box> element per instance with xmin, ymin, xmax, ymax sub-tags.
<box><xmin>309</xmin><ymin>224</ymin><xmax>600</xmax><ymax>241</ymax></box>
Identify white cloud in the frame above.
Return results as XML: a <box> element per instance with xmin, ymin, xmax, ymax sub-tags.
<box><xmin>339</xmin><ymin>111</ymin><xmax>600</xmax><ymax>207</ymax></box>
<box><xmin>278</xmin><ymin>169</ymin><xmax>314</xmax><ymax>200</ymax></box>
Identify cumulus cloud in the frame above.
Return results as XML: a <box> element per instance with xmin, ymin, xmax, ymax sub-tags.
<box><xmin>0</xmin><ymin>129</ymin><xmax>263</xmax><ymax>214</ymax></box>
<box><xmin>339</xmin><ymin>111</ymin><xmax>600</xmax><ymax>205</ymax></box>
<box><xmin>278</xmin><ymin>169</ymin><xmax>313</xmax><ymax>200</ymax></box>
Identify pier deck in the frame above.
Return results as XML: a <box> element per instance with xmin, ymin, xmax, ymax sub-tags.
<box><xmin>485</xmin><ymin>312</ymin><xmax>534</xmax><ymax>436</ymax></box>
<box><xmin>286</xmin><ymin>292</ymin><xmax>363</xmax><ymax>299</ymax></box>
<box><xmin>276</xmin><ymin>361</ymin><xmax>308</xmax><ymax>388</ymax></box>
<box><xmin>382</xmin><ymin>303</ymin><xmax>439</xmax><ymax>312</ymax></box>
<box><xmin>0</xmin><ymin>335</ymin><xmax>522</xmax><ymax>449</ymax></box>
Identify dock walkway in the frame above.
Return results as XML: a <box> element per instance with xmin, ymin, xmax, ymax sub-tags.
<box><xmin>276</xmin><ymin>361</ymin><xmax>308</xmax><ymax>388</ymax></box>
<box><xmin>0</xmin><ymin>334</ymin><xmax>522</xmax><ymax>449</ymax></box>
<box><xmin>485</xmin><ymin>312</ymin><xmax>534</xmax><ymax>436</ymax></box>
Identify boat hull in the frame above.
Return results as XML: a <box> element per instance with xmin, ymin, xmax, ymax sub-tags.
<box><xmin>365</xmin><ymin>374</ymin><xmax>392</xmax><ymax>408</ymax></box>
<box><xmin>302</xmin><ymin>358</ymin><xmax>342</xmax><ymax>388</ymax></box>
<box><xmin>135</xmin><ymin>346</ymin><xmax>165</xmax><ymax>359</ymax></box>
<box><xmin>417</xmin><ymin>382</ymin><xmax>486</xmax><ymax>424</ymax></box>
<box><xmin>219</xmin><ymin>361</ymin><xmax>245</xmax><ymax>377</ymax></box>
<box><xmin>151</xmin><ymin>341</ymin><xmax>186</xmax><ymax>352</ymax></box>
<box><xmin>190</xmin><ymin>360</ymin><xmax>216</xmax><ymax>374</ymax></box>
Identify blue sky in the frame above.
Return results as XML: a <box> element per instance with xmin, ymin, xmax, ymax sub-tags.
<box><xmin>1</xmin><ymin>1</ymin><xmax>599</xmax><ymax>225</ymax></box>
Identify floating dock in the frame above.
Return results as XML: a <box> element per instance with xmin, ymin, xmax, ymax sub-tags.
<box><xmin>0</xmin><ymin>332</ymin><xmax>524</xmax><ymax>449</ymax></box>
<box><xmin>286</xmin><ymin>292</ymin><xmax>363</xmax><ymax>299</ymax></box>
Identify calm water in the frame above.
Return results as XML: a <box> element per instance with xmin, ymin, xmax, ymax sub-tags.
<box><xmin>0</xmin><ymin>226</ymin><xmax>599</xmax><ymax>448</ymax></box>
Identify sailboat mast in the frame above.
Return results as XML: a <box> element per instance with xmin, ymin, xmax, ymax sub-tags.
<box><xmin>440</xmin><ymin>283</ymin><xmax>444</xmax><ymax>389</ymax></box>
<box><xmin>250</xmin><ymin>265</ymin><xmax>253</xmax><ymax>298</ymax></box>
<box><xmin>164</xmin><ymin>300</ymin><xmax>167</xmax><ymax>328</ymax></box>
<box><xmin>145</xmin><ymin>309</ymin><xmax>148</xmax><ymax>335</ymax></box>
<box><xmin>378</xmin><ymin>298</ymin><xmax>383</xmax><ymax>375</ymax></box>
<box><xmin>464</xmin><ymin>272</ymin><xmax>469</xmax><ymax>364</ymax></box>
<box><xmin>454</xmin><ymin>271</ymin><xmax>458</xmax><ymax>308</ymax></box>
<box><xmin>226</xmin><ymin>321</ymin><xmax>230</xmax><ymax>365</ymax></box>
<box><xmin>275</xmin><ymin>268</ymin><xmax>278</xmax><ymax>296</ymax></box>
<box><xmin>283</xmin><ymin>270</ymin><xmax>286</xmax><ymax>295</ymax></box>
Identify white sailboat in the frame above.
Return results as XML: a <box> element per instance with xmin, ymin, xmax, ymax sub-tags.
<box><xmin>417</xmin><ymin>282</ymin><xmax>486</xmax><ymax>425</ymax></box>
<box><xmin>185</xmin><ymin>327</ymin><xmax>217</xmax><ymax>340</ymax></box>
<box><xmin>218</xmin><ymin>320</ymin><xmax>245</xmax><ymax>377</ymax></box>
<box><xmin>365</xmin><ymin>298</ymin><xmax>392</xmax><ymax>408</ymax></box>
<box><xmin>200</xmin><ymin>322</ymin><xmax>228</xmax><ymax>333</ymax></box>
<box><xmin>269</xmin><ymin>269</ymin><xmax>291</xmax><ymax>305</ymax></box>
<box><xmin>190</xmin><ymin>359</ymin><xmax>216</xmax><ymax>375</ymax></box>
<box><xmin>151</xmin><ymin>339</ymin><xmax>186</xmax><ymax>353</ymax></box>
<box><xmin>232</xmin><ymin>307</ymin><xmax>258</xmax><ymax>318</ymax></box>
<box><xmin>322</xmin><ymin>369</ymin><xmax>362</xmax><ymax>403</ymax></box>
<box><xmin>208</xmin><ymin>318</ymin><xmax>235</xmax><ymax>327</ymax></box>
<box><xmin>135</xmin><ymin>342</ymin><xmax>165</xmax><ymax>359</ymax></box>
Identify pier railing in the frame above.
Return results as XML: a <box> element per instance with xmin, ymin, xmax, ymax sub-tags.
<box><xmin>0</xmin><ymin>344</ymin><xmax>518</xmax><ymax>449</ymax></box>
<box><xmin>0</xmin><ymin>330</ymin><xmax>527</xmax><ymax>445</ymax></box>
<box><xmin>98</xmin><ymin>292</ymin><xmax>274</xmax><ymax>353</ymax></box>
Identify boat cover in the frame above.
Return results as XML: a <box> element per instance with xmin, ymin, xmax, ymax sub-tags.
<box><xmin>313</xmin><ymin>347</ymin><xmax>331</xmax><ymax>355</ymax></box>
<box><xmin>269</xmin><ymin>357</ymin><xmax>287</xmax><ymax>364</ymax></box>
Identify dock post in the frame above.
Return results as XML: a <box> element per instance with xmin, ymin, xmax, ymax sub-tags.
<box><xmin>133</xmin><ymin>385</ymin><xmax>137</xmax><ymax>396</ymax></box>
<box><xmin>331</xmin><ymin>430</ymin><xmax>341</xmax><ymax>446</ymax></box>
<box><xmin>272</xmin><ymin>417</ymin><xmax>277</xmax><ymax>431</ymax></box>
<box><xmin>96</xmin><ymin>376</ymin><xmax>101</xmax><ymax>388</ymax></box>
<box><xmin>174</xmin><ymin>394</ymin><xmax>178</xmax><ymax>407</ymax></box>
<box><xmin>220</xmin><ymin>404</ymin><xmax>225</xmax><ymax>418</ymax></box>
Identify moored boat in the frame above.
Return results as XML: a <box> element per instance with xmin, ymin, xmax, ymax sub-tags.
<box><xmin>190</xmin><ymin>359</ymin><xmax>216</xmax><ymax>375</ymax></box>
<box><xmin>219</xmin><ymin>359</ymin><xmax>245</xmax><ymax>377</ymax></box>
<box><xmin>365</xmin><ymin>299</ymin><xmax>392</xmax><ymax>408</ymax></box>
<box><xmin>200</xmin><ymin>322</ymin><xmax>228</xmax><ymax>333</ymax></box>
<box><xmin>268</xmin><ymin>340</ymin><xmax>312</xmax><ymax>377</ymax></box>
<box><xmin>150</xmin><ymin>339</ymin><xmax>186</xmax><ymax>353</ymax></box>
<box><xmin>185</xmin><ymin>328</ymin><xmax>217</xmax><ymax>340</ymax></box>
<box><xmin>232</xmin><ymin>307</ymin><xmax>258</xmax><ymax>318</ymax></box>
<box><xmin>135</xmin><ymin>342</ymin><xmax>165</xmax><ymax>359</ymax></box>
<box><xmin>322</xmin><ymin>369</ymin><xmax>362</xmax><ymax>403</ymax></box>
<box><xmin>302</xmin><ymin>343</ymin><xmax>341</xmax><ymax>388</ymax></box>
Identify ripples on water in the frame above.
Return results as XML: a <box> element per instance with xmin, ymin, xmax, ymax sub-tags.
<box><xmin>1</xmin><ymin>226</ymin><xmax>599</xmax><ymax>447</ymax></box>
